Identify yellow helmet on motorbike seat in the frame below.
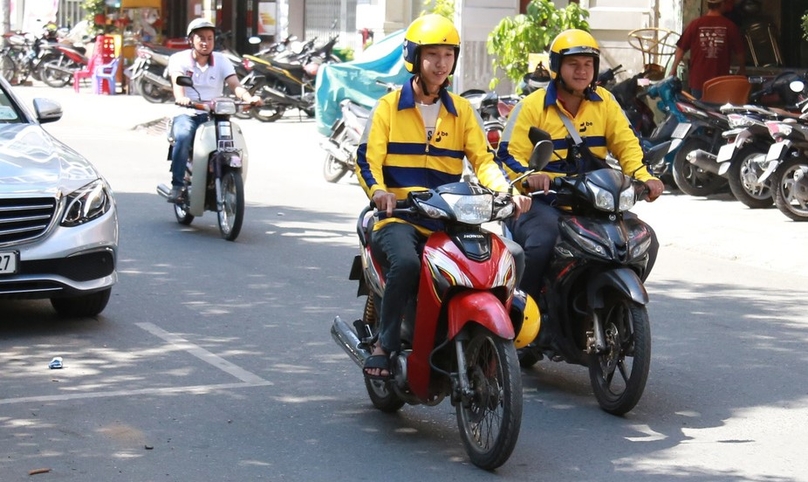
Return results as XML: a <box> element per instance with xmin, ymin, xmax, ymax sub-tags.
<box><xmin>549</xmin><ymin>29</ymin><xmax>600</xmax><ymax>87</ymax></box>
<box><xmin>402</xmin><ymin>14</ymin><xmax>460</xmax><ymax>75</ymax></box>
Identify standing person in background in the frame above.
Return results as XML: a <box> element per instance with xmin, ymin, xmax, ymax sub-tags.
<box><xmin>669</xmin><ymin>0</ymin><xmax>746</xmax><ymax>99</ymax></box>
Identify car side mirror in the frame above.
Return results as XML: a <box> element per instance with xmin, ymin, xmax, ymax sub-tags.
<box><xmin>33</xmin><ymin>98</ymin><xmax>62</xmax><ymax>124</ymax></box>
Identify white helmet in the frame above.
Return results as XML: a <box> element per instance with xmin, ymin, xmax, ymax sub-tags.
<box><xmin>187</xmin><ymin>18</ymin><xmax>215</xmax><ymax>38</ymax></box>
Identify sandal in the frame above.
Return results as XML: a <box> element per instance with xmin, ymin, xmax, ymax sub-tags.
<box><xmin>363</xmin><ymin>354</ymin><xmax>391</xmax><ymax>380</ymax></box>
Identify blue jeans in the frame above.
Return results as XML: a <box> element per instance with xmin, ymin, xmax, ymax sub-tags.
<box><xmin>370</xmin><ymin>222</ymin><xmax>525</xmax><ymax>354</ymax></box>
<box><xmin>170</xmin><ymin>113</ymin><xmax>208</xmax><ymax>188</ymax></box>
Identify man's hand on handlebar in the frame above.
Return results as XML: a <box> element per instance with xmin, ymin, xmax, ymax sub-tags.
<box><xmin>644</xmin><ymin>178</ymin><xmax>664</xmax><ymax>201</ymax></box>
<box><xmin>372</xmin><ymin>190</ymin><xmax>397</xmax><ymax>216</ymax></box>
<box><xmin>511</xmin><ymin>194</ymin><xmax>532</xmax><ymax>219</ymax></box>
<box><xmin>175</xmin><ymin>96</ymin><xmax>193</xmax><ymax>107</ymax></box>
<box><xmin>522</xmin><ymin>172</ymin><xmax>552</xmax><ymax>195</ymax></box>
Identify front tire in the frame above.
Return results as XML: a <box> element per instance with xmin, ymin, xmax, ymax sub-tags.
<box><xmin>218</xmin><ymin>170</ymin><xmax>245</xmax><ymax>240</ymax></box>
<box><xmin>673</xmin><ymin>138</ymin><xmax>726</xmax><ymax>196</ymax></box>
<box><xmin>456</xmin><ymin>329</ymin><xmax>522</xmax><ymax>470</ymax></box>
<box><xmin>727</xmin><ymin>145</ymin><xmax>772</xmax><ymax>209</ymax></box>
<box><xmin>588</xmin><ymin>298</ymin><xmax>651</xmax><ymax>415</ymax></box>
<box><xmin>51</xmin><ymin>288</ymin><xmax>112</xmax><ymax>317</ymax></box>
<box><xmin>773</xmin><ymin>157</ymin><xmax>808</xmax><ymax>221</ymax></box>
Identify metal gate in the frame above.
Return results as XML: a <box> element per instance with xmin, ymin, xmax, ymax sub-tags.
<box><xmin>57</xmin><ymin>0</ymin><xmax>85</xmax><ymax>29</ymax></box>
<box><xmin>304</xmin><ymin>0</ymin><xmax>358</xmax><ymax>50</ymax></box>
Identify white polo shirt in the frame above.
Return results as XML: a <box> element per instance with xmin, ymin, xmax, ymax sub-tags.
<box><xmin>168</xmin><ymin>49</ymin><xmax>237</xmax><ymax>114</ymax></box>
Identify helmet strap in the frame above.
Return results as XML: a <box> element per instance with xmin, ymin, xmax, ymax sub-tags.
<box><xmin>415</xmin><ymin>76</ymin><xmax>441</xmax><ymax>103</ymax></box>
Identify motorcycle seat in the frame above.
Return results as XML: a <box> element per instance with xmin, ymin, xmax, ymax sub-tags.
<box><xmin>269</xmin><ymin>58</ymin><xmax>307</xmax><ymax>78</ymax></box>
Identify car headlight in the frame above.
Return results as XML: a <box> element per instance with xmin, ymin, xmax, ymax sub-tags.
<box><xmin>213</xmin><ymin>99</ymin><xmax>237</xmax><ymax>115</ymax></box>
<box><xmin>61</xmin><ymin>179</ymin><xmax>112</xmax><ymax>227</ymax></box>
<box><xmin>440</xmin><ymin>193</ymin><xmax>493</xmax><ymax>224</ymax></box>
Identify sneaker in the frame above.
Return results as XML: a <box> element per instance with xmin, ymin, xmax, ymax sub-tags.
<box><xmin>167</xmin><ymin>186</ymin><xmax>184</xmax><ymax>203</ymax></box>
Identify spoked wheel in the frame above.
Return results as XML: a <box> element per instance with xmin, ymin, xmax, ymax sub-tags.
<box><xmin>672</xmin><ymin>138</ymin><xmax>727</xmax><ymax>196</ymax></box>
<box><xmin>588</xmin><ymin>297</ymin><xmax>651</xmax><ymax>415</ymax></box>
<box><xmin>456</xmin><ymin>328</ymin><xmax>522</xmax><ymax>470</ymax></box>
<box><xmin>323</xmin><ymin>131</ymin><xmax>350</xmax><ymax>183</ymax></box>
<box><xmin>727</xmin><ymin>145</ymin><xmax>772</xmax><ymax>208</ymax></box>
<box><xmin>1</xmin><ymin>54</ymin><xmax>17</xmax><ymax>83</ymax></box>
<box><xmin>41</xmin><ymin>58</ymin><xmax>76</xmax><ymax>88</ymax></box>
<box><xmin>773</xmin><ymin>157</ymin><xmax>808</xmax><ymax>221</ymax></box>
<box><xmin>218</xmin><ymin>170</ymin><xmax>245</xmax><ymax>241</ymax></box>
<box><xmin>362</xmin><ymin>296</ymin><xmax>405</xmax><ymax>413</ymax></box>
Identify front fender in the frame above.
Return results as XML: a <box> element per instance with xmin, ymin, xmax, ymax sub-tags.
<box><xmin>447</xmin><ymin>291</ymin><xmax>514</xmax><ymax>341</ymax></box>
<box><xmin>587</xmin><ymin>268</ymin><xmax>648</xmax><ymax>310</ymax></box>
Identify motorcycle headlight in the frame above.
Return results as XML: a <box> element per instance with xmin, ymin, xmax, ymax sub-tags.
<box><xmin>440</xmin><ymin>193</ymin><xmax>493</xmax><ymax>224</ymax></box>
<box><xmin>588</xmin><ymin>181</ymin><xmax>615</xmax><ymax>211</ymax></box>
<box><xmin>61</xmin><ymin>179</ymin><xmax>113</xmax><ymax>227</ymax></box>
<box><xmin>213</xmin><ymin>99</ymin><xmax>237</xmax><ymax>115</ymax></box>
<box><xmin>618</xmin><ymin>185</ymin><xmax>637</xmax><ymax>212</ymax></box>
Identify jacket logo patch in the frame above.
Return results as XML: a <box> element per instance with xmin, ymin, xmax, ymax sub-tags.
<box><xmin>433</xmin><ymin>131</ymin><xmax>448</xmax><ymax>143</ymax></box>
<box><xmin>579</xmin><ymin>121</ymin><xmax>593</xmax><ymax>132</ymax></box>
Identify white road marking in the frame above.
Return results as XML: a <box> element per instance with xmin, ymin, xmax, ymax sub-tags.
<box><xmin>0</xmin><ymin>323</ymin><xmax>271</xmax><ymax>405</ymax></box>
<box><xmin>136</xmin><ymin>322</ymin><xmax>268</xmax><ymax>384</ymax></box>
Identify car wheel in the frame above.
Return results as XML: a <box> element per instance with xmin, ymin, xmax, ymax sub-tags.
<box><xmin>51</xmin><ymin>288</ymin><xmax>112</xmax><ymax>317</ymax></box>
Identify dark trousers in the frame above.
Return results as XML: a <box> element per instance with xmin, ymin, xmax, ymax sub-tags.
<box><xmin>507</xmin><ymin>200</ymin><xmax>658</xmax><ymax>302</ymax></box>
<box><xmin>370</xmin><ymin>222</ymin><xmax>525</xmax><ymax>354</ymax></box>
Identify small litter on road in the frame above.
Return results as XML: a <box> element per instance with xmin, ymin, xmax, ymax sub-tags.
<box><xmin>48</xmin><ymin>357</ymin><xmax>63</xmax><ymax>369</ymax></box>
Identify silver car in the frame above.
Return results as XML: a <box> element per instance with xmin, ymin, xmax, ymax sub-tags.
<box><xmin>0</xmin><ymin>76</ymin><xmax>118</xmax><ymax>317</ymax></box>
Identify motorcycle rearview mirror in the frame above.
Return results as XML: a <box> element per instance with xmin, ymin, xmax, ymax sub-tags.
<box><xmin>528</xmin><ymin>140</ymin><xmax>554</xmax><ymax>171</ymax></box>
<box><xmin>175</xmin><ymin>75</ymin><xmax>193</xmax><ymax>88</ymax></box>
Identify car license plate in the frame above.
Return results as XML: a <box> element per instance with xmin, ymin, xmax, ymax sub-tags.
<box><xmin>672</xmin><ymin>122</ymin><xmax>691</xmax><ymax>139</ymax></box>
<box><xmin>0</xmin><ymin>251</ymin><xmax>18</xmax><ymax>274</ymax></box>
<box><xmin>766</xmin><ymin>141</ymin><xmax>787</xmax><ymax>162</ymax></box>
<box><xmin>717</xmin><ymin>143</ymin><xmax>736</xmax><ymax>163</ymax></box>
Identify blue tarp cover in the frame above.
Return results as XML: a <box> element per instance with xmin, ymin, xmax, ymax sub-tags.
<box><xmin>314</xmin><ymin>30</ymin><xmax>411</xmax><ymax>136</ymax></box>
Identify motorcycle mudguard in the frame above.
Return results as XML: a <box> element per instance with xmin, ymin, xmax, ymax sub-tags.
<box><xmin>587</xmin><ymin>268</ymin><xmax>649</xmax><ymax>310</ymax></box>
<box><xmin>189</xmin><ymin>120</ymin><xmax>249</xmax><ymax>216</ymax></box>
<box><xmin>407</xmin><ymin>290</ymin><xmax>513</xmax><ymax>400</ymax></box>
<box><xmin>446</xmin><ymin>291</ymin><xmax>514</xmax><ymax>341</ymax></box>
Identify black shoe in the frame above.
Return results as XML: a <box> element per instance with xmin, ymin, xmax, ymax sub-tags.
<box><xmin>167</xmin><ymin>187</ymin><xmax>184</xmax><ymax>203</ymax></box>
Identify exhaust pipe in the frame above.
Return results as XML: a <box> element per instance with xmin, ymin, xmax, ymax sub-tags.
<box><xmin>143</xmin><ymin>70</ymin><xmax>172</xmax><ymax>90</ymax></box>
<box><xmin>330</xmin><ymin>316</ymin><xmax>370</xmax><ymax>368</ymax></box>
<box><xmin>319</xmin><ymin>139</ymin><xmax>350</xmax><ymax>164</ymax></box>
<box><xmin>156</xmin><ymin>183</ymin><xmax>171</xmax><ymax>199</ymax></box>
<box><xmin>687</xmin><ymin>149</ymin><xmax>720</xmax><ymax>174</ymax></box>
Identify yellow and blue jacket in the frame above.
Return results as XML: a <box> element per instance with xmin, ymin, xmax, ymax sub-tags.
<box><xmin>356</xmin><ymin>77</ymin><xmax>511</xmax><ymax>234</ymax></box>
<box><xmin>496</xmin><ymin>81</ymin><xmax>656</xmax><ymax>187</ymax></box>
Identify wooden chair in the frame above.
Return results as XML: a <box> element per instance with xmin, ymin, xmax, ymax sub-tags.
<box><xmin>701</xmin><ymin>75</ymin><xmax>751</xmax><ymax>105</ymax></box>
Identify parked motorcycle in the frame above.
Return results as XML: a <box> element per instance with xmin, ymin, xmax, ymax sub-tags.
<box><xmin>242</xmin><ymin>35</ymin><xmax>340</xmax><ymax>122</ymax></box>
<box><xmin>714</xmin><ymin>77</ymin><xmax>808</xmax><ymax>208</ymax></box>
<box><xmin>321</xmin><ymin>98</ymin><xmax>369</xmax><ymax>183</ymax></box>
<box><xmin>515</xmin><ymin>127</ymin><xmax>662</xmax><ymax>415</ymax></box>
<box><xmin>330</xmin><ymin>141</ymin><xmax>555</xmax><ymax>469</ymax></box>
<box><xmin>38</xmin><ymin>42</ymin><xmax>89</xmax><ymax>88</ymax></box>
<box><xmin>129</xmin><ymin>42</ymin><xmax>177</xmax><ymax>103</ymax></box>
<box><xmin>761</xmin><ymin>99</ymin><xmax>808</xmax><ymax>221</ymax></box>
<box><xmin>156</xmin><ymin>76</ymin><xmax>249</xmax><ymax>240</ymax></box>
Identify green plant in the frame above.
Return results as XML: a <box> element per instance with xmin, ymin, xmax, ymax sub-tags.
<box><xmin>82</xmin><ymin>0</ymin><xmax>106</xmax><ymax>36</ymax></box>
<box><xmin>802</xmin><ymin>11</ymin><xmax>808</xmax><ymax>41</ymax></box>
<box><xmin>487</xmin><ymin>0</ymin><xmax>589</xmax><ymax>90</ymax></box>
<box><xmin>421</xmin><ymin>0</ymin><xmax>455</xmax><ymax>19</ymax></box>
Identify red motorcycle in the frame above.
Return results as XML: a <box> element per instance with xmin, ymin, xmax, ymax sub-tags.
<box><xmin>331</xmin><ymin>146</ymin><xmax>551</xmax><ymax>468</ymax></box>
<box><xmin>39</xmin><ymin>43</ymin><xmax>89</xmax><ymax>88</ymax></box>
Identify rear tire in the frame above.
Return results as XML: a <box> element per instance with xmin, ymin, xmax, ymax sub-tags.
<box><xmin>456</xmin><ymin>328</ymin><xmax>522</xmax><ymax>470</ymax></box>
<box><xmin>362</xmin><ymin>296</ymin><xmax>405</xmax><ymax>413</ymax></box>
<box><xmin>41</xmin><ymin>58</ymin><xmax>75</xmax><ymax>88</ymax></box>
<box><xmin>672</xmin><ymin>138</ymin><xmax>726</xmax><ymax>196</ymax></box>
<box><xmin>174</xmin><ymin>202</ymin><xmax>194</xmax><ymax>225</ymax></box>
<box><xmin>323</xmin><ymin>131</ymin><xmax>350</xmax><ymax>183</ymax></box>
<box><xmin>250</xmin><ymin>101</ymin><xmax>285</xmax><ymax>122</ymax></box>
<box><xmin>137</xmin><ymin>77</ymin><xmax>172</xmax><ymax>104</ymax></box>
<box><xmin>218</xmin><ymin>170</ymin><xmax>245</xmax><ymax>240</ymax></box>
<box><xmin>1</xmin><ymin>54</ymin><xmax>18</xmax><ymax>84</ymax></box>
<box><xmin>727</xmin><ymin>145</ymin><xmax>772</xmax><ymax>209</ymax></box>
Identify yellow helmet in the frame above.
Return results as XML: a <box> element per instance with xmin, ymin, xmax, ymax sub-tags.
<box><xmin>402</xmin><ymin>14</ymin><xmax>460</xmax><ymax>74</ymax></box>
<box><xmin>549</xmin><ymin>29</ymin><xmax>600</xmax><ymax>87</ymax></box>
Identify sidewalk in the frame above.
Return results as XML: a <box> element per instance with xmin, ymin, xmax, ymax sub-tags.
<box><xmin>14</xmin><ymin>80</ymin><xmax>176</xmax><ymax>131</ymax></box>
